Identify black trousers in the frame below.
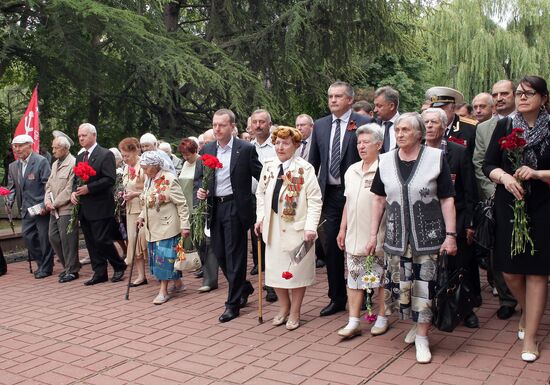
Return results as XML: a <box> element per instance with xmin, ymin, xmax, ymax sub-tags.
<box><xmin>22</xmin><ymin>214</ymin><xmax>54</xmax><ymax>275</ymax></box>
<box><xmin>323</xmin><ymin>185</ymin><xmax>347</xmax><ymax>305</ymax></box>
<box><xmin>80</xmin><ymin>216</ymin><xmax>125</xmax><ymax>277</ymax></box>
<box><xmin>0</xmin><ymin>245</ymin><xmax>6</xmax><ymax>274</ymax></box>
<box><xmin>449</xmin><ymin>236</ymin><xmax>482</xmax><ymax>307</ymax></box>
<box><xmin>211</xmin><ymin>200</ymin><xmax>250</xmax><ymax>310</ymax></box>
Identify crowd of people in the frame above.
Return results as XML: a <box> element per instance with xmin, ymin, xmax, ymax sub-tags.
<box><xmin>1</xmin><ymin>76</ymin><xmax>549</xmax><ymax>365</ymax></box>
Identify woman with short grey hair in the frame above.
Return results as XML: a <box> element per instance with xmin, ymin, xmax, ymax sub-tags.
<box><xmin>366</xmin><ymin>112</ymin><xmax>457</xmax><ymax>364</ymax></box>
<box><xmin>336</xmin><ymin>122</ymin><xmax>386</xmax><ymax>339</ymax></box>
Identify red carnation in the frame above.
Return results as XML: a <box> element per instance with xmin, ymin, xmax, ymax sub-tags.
<box><xmin>346</xmin><ymin>120</ymin><xmax>357</xmax><ymax>131</ymax></box>
<box><xmin>0</xmin><ymin>186</ymin><xmax>10</xmax><ymax>196</ymax></box>
<box><xmin>201</xmin><ymin>154</ymin><xmax>223</xmax><ymax>170</ymax></box>
<box><xmin>282</xmin><ymin>271</ymin><xmax>293</xmax><ymax>280</ymax></box>
<box><xmin>74</xmin><ymin>162</ymin><xmax>96</xmax><ymax>182</ymax></box>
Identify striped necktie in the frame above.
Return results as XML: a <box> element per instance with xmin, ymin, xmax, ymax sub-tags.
<box><xmin>329</xmin><ymin>119</ymin><xmax>341</xmax><ymax>178</ymax></box>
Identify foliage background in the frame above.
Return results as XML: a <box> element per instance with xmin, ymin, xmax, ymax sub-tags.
<box><xmin>0</xmin><ymin>0</ymin><xmax>549</xmax><ymax>156</ymax></box>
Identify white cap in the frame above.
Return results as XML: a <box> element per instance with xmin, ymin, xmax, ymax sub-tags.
<box><xmin>140</xmin><ymin>133</ymin><xmax>157</xmax><ymax>144</ymax></box>
<box><xmin>12</xmin><ymin>134</ymin><xmax>34</xmax><ymax>145</ymax></box>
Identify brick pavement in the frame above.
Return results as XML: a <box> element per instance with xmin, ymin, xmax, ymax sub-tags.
<box><xmin>1</xmin><ymin>251</ymin><xmax>550</xmax><ymax>384</ymax></box>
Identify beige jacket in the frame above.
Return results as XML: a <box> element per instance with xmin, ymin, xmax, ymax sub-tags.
<box><xmin>123</xmin><ymin>161</ymin><xmax>145</xmax><ymax>215</ymax></box>
<box><xmin>139</xmin><ymin>171</ymin><xmax>190</xmax><ymax>242</ymax></box>
<box><xmin>44</xmin><ymin>154</ymin><xmax>76</xmax><ymax>216</ymax></box>
<box><xmin>256</xmin><ymin>156</ymin><xmax>322</xmax><ymax>250</ymax></box>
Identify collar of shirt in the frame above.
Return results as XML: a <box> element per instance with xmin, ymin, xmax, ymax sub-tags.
<box><xmin>276</xmin><ymin>156</ymin><xmax>294</xmax><ymax>172</ymax></box>
<box><xmin>84</xmin><ymin>143</ymin><xmax>98</xmax><ymax>157</ymax></box>
<box><xmin>388</xmin><ymin>111</ymin><xmax>400</xmax><ymax>124</ymax></box>
<box><xmin>498</xmin><ymin>111</ymin><xmax>516</xmax><ymax>120</ymax></box>
<box><xmin>217</xmin><ymin>136</ymin><xmax>234</xmax><ymax>152</ymax></box>
<box><xmin>332</xmin><ymin>109</ymin><xmax>352</xmax><ymax>124</ymax></box>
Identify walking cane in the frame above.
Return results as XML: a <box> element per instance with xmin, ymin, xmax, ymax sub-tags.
<box><xmin>257</xmin><ymin>238</ymin><xmax>264</xmax><ymax>324</ymax></box>
<box><xmin>27</xmin><ymin>251</ymin><xmax>33</xmax><ymax>274</ymax></box>
<box><xmin>125</xmin><ymin>223</ymin><xmax>141</xmax><ymax>300</ymax></box>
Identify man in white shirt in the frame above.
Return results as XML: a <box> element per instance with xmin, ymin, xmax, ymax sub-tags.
<box><xmin>373</xmin><ymin>86</ymin><xmax>400</xmax><ymax>152</ymax></box>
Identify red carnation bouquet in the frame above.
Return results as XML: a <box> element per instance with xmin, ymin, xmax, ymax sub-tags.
<box><xmin>190</xmin><ymin>154</ymin><xmax>223</xmax><ymax>246</ymax></box>
<box><xmin>67</xmin><ymin>162</ymin><xmax>97</xmax><ymax>233</ymax></box>
<box><xmin>498</xmin><ymin>128</ymin><xmax>534</xmax><ymax>256</ymax></box>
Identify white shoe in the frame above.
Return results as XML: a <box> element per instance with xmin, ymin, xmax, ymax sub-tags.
<box><xmin>492</xmin><ymin>287</ymin><xmax>498</xmax><ymax>296</ymax></box>
<box><xmin>415</xmin><ymin>338</ymin><xmax>432</xmax><ymax>364</ymax></box>
<box><xmin>153</xmin><ymin>294</ymin><xmax>170</xmax><ymax>305</ymax></box>
<box><xmin>79</xmin><ymin>257</ymin><xmax>91</xmax><ymax>265</ymax></box>
<box><xmin>404</xmin><ymin>324</ymin><xmax>417</xmax><ymax>344</ymax></box>
<box><xmin>197</xmin><ymin>285</ymin><xmax>212</xmax><ymax>293</ymax></box>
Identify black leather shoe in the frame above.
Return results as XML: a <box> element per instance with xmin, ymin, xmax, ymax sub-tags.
<box><xmin>0</xmin><ymin>270</ymin><xmax>5</xmax><ymax>277</ymax></box>
<box><xmin>316</xmin><ymin>259</ymin><xmax>326</xmax><ymax>268</ymax></box>
<box><xmin>497</xmin><ymin>305</ymin><xmax>515</xmax><ymax>320</ymax></box>
<box><xmin>84</xmin><ymin>275</ymin><xmax>108</xmax><ymax>286</ymax></box>
<box><xmin>58</xmin><ymin>271</ymin><xmax>66</xmax><ymax>278</ymax></box>
<box><xmin>111</xmin><ymin>270</ymin><xmax>125</xmax><ymax>282</ymax></box>
<box><xmin>35</xmin><ymin>271</ymin><xmax>52</xmax><ymax>279</ymax></box>
<box><xmin>464</xmin><ymin>312</ymin><xmax>479</xmax><ymax>328</ymax></box>
<box><xmin>194</xmin><ymin>268</ymin><xmax>203</xmax><ymax>279</ymax></box>
<box><xmin>59</xmin><ymin>273</ymin><xmax>79</xmax><ymax>283</ymax></box>
<box><xmin>129</xmin><ymin>279</ymin><xmax>148</xmax><ymax>287</ymax></box>
<box><xmin>320</xmin><ymin>301</ymin><xmax>346</xmax><ymax>316</ymax></box>
<box><xmin>250</xmin><ymin>265</ymin><xmax>258</xmax><ymax>275</ymax></box>
<box><xmin>265</xmin><ymin>286</ymin><xmax>278</xmax><ymax>302</ymax></box>
<box><xmin>219</xmin><ymin>308</ymin><xmax>239</xmax><ymax>323</ymax></box>
<box><xmin>239</xmin><ymin>281</ymin><xmax>255</xmax><ymax>308</ymax></box>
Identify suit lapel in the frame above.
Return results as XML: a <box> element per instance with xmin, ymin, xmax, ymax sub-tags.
<box><xmin>88</xmin><ymin>145</ymin><xmax>100</xmax><ymax>166</ymax></box>
<box><xmin>230</xmin><ymin>139</ymin><xmax>240</xmax><ymax>175</ymax></box>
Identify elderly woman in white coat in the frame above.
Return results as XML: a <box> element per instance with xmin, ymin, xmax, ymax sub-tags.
<box><xmin>255</xmin><ymin>126</ymin><xmax>322</xmax><ymax>330</ymax></box>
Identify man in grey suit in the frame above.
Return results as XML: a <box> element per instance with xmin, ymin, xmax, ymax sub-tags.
<box><xmin>473</xmin><ymin>79</ymin><xmax>517</xmax><ymax>320</ymax></box>
<box><xmin>7</xmin><ymin>134</ymin><xmax>54</xmax><ymax>278</ymax></box>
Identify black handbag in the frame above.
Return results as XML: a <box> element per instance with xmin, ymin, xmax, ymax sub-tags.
<box><xmin>473</xmin><ymin>195</ymin><xmax>495</xmax><ymax>251</ymax></box>
<box><xmin>432</xmin><ymin>251</ymin><xmax>475</xmax><ymax>332</ymax></box>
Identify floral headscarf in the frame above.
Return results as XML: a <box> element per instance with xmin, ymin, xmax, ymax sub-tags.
<box><xmin>139</xmin><ymin>150</ymin><xmax>176</xmax><ymax>175</ymax></box>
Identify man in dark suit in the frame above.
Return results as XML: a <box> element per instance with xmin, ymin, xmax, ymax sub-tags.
<box><xmin>70</xmin><ymin>123</ymin><xmax>126</xmax><ymax>285</ymax></box>
<box><xmin>7</xmin><ymin>134</ymin><xmax>53</xmax><ymax>278</ymax></box>
<box><xmin>309</xmin><ymin>81</ymin><xmax>372</xmax><ymax>316</ymax></box>
<box><xmin>195</xmin><ymin>109</ymin><xmax>262</xmax><ymax>322</ymax></box>
<box><xmin>426</xmin><ymin>86</ymin><xmax>477</xmax><ymax>156</ymax></box>
<box><xmin>374</xmin><ymin>86</ymin><xmax>401</xmax><ymax>153</ymax></box>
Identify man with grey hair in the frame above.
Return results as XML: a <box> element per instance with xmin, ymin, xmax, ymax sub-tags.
<box><xmin>473</xmin><ymin>79</ymin><xmax>518</xmax><ymax>320</ymax></box>
<box><xmin>374</xmin><ymin>86</ymin><xmax>400</xmax><ymax>152</ymax></box>
<box><xmin>249</xmin><ymin>108</ymin><xmax>278</xmax><ymax>302</ymax></box>
<box><xmin>295</xmin><ymin>113</ymin><xmax>314</xmax><ymax>160</ymax></box>
<box><xmin>71</xmin><ymin>123</ymin><xmax>126</xmax><ymax>285</ymax></box>
<box><xmin>309</xmin><ymin>81</ymin><xmax>372</xmax><ymax>316</ymax></box>
<box><xmin>472</xmin><ymin>92</ymin><xmax>494</xmax><ymax>123</ymax></box>
<box><xmin>45</xmin><ymin>133</ymin><xmax>80</xmax><ymax>282</ymax></box>
<box><xmin>7</xmin><ymin>134</ymin><xmax>53</xmax><ymax>278</ymax></box>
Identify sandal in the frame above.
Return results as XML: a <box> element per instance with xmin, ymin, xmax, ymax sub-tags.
<box><xmin>272</xmin><ymin>314</ymin><xmax>289</xmax><ymax>326</ymax></box>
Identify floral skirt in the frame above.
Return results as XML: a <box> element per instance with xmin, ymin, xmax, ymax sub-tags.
<box><xmin>346</xmin><ymin>253</ymin><xmax>384</xmax><ymax>290</ymax></box>
<box><xmin>148</xmin><ymin>235</ymin><xmax>181</xmax><ymax>281</ymax></box>
<box><xmin>383</xmin><ymin>245</ymin><xmax>438</xmax><ymax>323</ymax></box>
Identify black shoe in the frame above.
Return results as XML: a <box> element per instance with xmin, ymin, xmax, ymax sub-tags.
<box><xmin>463</xmin><ymin>312</ymin><xmax>479</xmax><ymax>328</ymax></box>
<box><xmin>35</xmin><ymin>271</ymin><xmax>52</xmax><ymax>279</ymax></box>
<box><xmin>497</xmin><ymin>305</ymin><xmax>515</xmax><ymax>320</ymax></box>
<box><xmin>0</xmin><ymin>270</ymin><xmax>5</xmax><ymax>277</ymax></box>
<box><xmin>316</xmin><ymin>259</ymin><xmax>326</xmax><ymax>268</ymax></box>
<box><xmin>219</xmin><ymin>308</ymin><xmax>239</xmax><ymax>323</ymax></box>
<box><xmin>84</xmin><ymin>275</ymin><xmax>108</xmax><ymax>286</ymax></box>
<box><xmin>129</xmin><ymin>279</ymin><xmax>148</xmax><ymax>287</ymax></box>
<box><xmin>58</xmin><ymin>271</ymin><xmax>66</xmax><ymax>278</ymax></box>
<box><xmin>265</xmin><ymin>286</ymin><xmax>277</xmax><ymax>302</ymax></box>
<box><xmin>59</xmin><ymin>273</ymin><xmax>79</xmax><ymax>283</ymax></box>
<box><xmin>250</xmin><ymin>265</ymin><xmax>258</xmax><ymax>275</ymax></box>
<box><xmin>111</xmin><ymin>270</ymin><xmax>125</xmax><ymax>283</ymax></box>
<box><xmin>320</xmin><ymin>301</ymin><xmax>346</xmax><ymax>316</ymax></box>
<box><xmin>239</xmin><ymin>281</ymin><xmax>255</xmax><ymax>308</ymax></box>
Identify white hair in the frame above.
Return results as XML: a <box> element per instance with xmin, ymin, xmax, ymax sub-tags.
<box><xmin>356</xmin><ymin>123</ymin><xmax>384</xmax><ymax>143</ymax></box>
<box><xmin>109</xmin><ymin>147</ymin><xmax>123</xmax><ymax>163</ymax></box>
<box><xmin>54</xmin><ymin>136</ymin><xmax>71</xmax><ymax>149</ymax></box>
<box><xmin>140</xmin><ymin>133</ymin><xmax>157</xmax><ymax>145</ymax></box>
<box><xmin>79</xmin><ymin>123</ymin><xmax>97</xmax><ymax>135</ymax></box>
<box><xmin>158</xmin><ymin>142</ymin><xmax>172</xmax><ymax>154</ymax></box>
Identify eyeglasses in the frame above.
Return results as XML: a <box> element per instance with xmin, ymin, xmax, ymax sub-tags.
<box><xmin>515</xmin><ymin>90</ymin><xmax>537</xmax><ymax>99</ymax></box>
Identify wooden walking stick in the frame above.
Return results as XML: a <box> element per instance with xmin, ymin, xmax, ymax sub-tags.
<box><xmin>125</xmin><ymin>223</ymin><xmax>141</xmax><ymax>300</ymax></box>
<box><xmin>257</xmin><ymin>238</ymin><xmax>263</xmax><ymax>324</ymax></box>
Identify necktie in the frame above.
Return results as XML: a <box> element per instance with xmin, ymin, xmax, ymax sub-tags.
<box><xmin>383</xmin><ymin>121</ymin><xmax>392</xmax><ymax>152</ymax></box>
<box><xmin>300</xmin><ymin>140</ymin><xmax>307</xmax><ymax>158</ymax></box>
<box><xmin>271</xmin><ymin>164</ymin><xmax>284</xmax><ymax>214</ymax></box>
<box><xmin>82</xmin><ymin>151</ymin><xmax>89</xmax><ymax>162</ymax></box>
<box><xmin>329</xmin><ymin>119</ymin><xmax>341</xmax><ymax>179</ymax></box>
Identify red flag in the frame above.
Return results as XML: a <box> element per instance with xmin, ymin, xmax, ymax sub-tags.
<box><xmin>14</xmin><ymin>85</ymin><xmax>40</xmax><ymax>152</ymax></box>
